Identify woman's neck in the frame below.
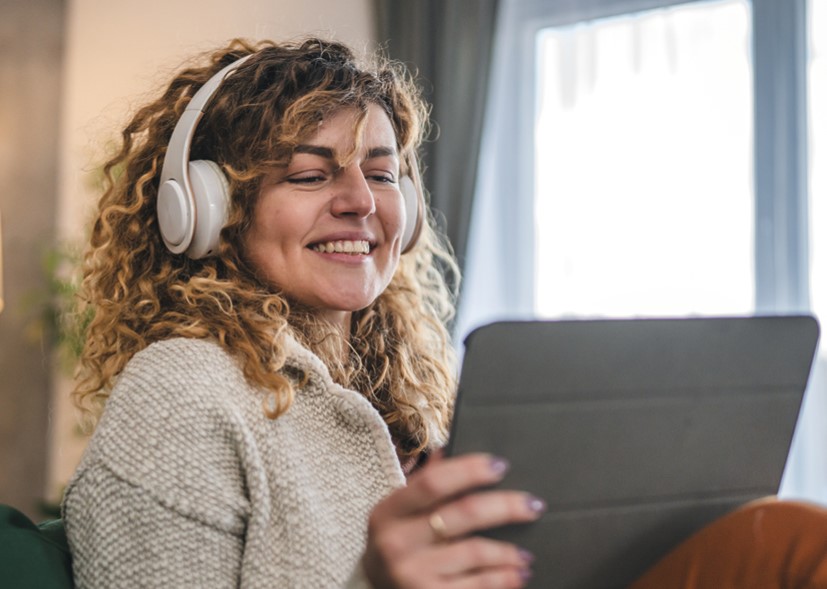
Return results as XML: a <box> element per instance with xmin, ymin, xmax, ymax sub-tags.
<box><xmin>287</xmin><ymin>304</ymin><xmax>353</xmax><ymax>366</ymax></box>
<box><xmin>315</xmin><ymin>310</ymin><xmax>351</xmax><ymax>363</ymax></box>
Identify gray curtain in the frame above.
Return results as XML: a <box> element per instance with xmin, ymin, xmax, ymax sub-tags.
<box><xmin>374</xmin><ymin>0</ymin><xmax>500</xmax><ymax>271</ymax></box>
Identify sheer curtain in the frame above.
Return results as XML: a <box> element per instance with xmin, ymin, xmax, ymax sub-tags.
<box><xmin>458</xmin><ymin>0</ymin><xmax>755</xmax><ymax>338</ymax></box>
<box><xmin>781</xmin><ymin>0</ymin><xmax>827</xmax><ymax>500</ymax></box>
<box><xmin>533</xmin><ymin>2</ymin><xmax>753</xmax><ymax>319</ymax></box>
<box><xmin>373</xmin><ymin>0</ymin><xmax>499</xmax><ymax>271</ymax></box>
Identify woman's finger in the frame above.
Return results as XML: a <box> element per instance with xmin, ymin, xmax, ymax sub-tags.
<box><xmin>428</xmin><ymin>490</ymin><xmax>546</xmax><ymax>542</ymax></box>
<box><xmin>375</xmin><ymin>453</ymin><xmax>510</xmax><ymax>519</ymax></box>
<box><xmin>371</xmin><ymin>488</ymin><xmax>544</xmax><ymax>558</ymax></box>
<box><xmin>388</xmin><ymin>538</ymin><xmax>533</xmax><ymax>589</ymax></box>
<box><xmin>424</xmin><ymin>536</ymin><xmax>534</xmax><ymax>578</ymax></box>
<box><xmin>446</xmin><ymin>567</ymin><xmax>532</xmax><ymax>589</ymax></box>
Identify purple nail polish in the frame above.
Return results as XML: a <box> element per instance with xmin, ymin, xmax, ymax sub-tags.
<box><xmin>519</xmin><ymin>567</ymin><xmax>533</xmax><ymax>582</ymax></box>
<box><xmin>527</xmin><ymin>495</ymin><xmax>546</xmax><ymax>513</ymax></box>
<box><xmin>490</xmin><ymin>456</ymin><xmax>510</xmax><ymax>475</ymax></box>
<box><xmin>518</xmin><ymin>549</ymin><xmax>535</xmax><ymax>564</ymax></box>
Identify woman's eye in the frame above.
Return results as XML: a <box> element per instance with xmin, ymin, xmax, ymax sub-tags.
<box><xmin>366</xmin><ymin>173</ymin><xmax>396</xmax><ymax>184</ymax></box>
<box><xmin>287</xmin><ymin>174</ymin><xmax>326</xmax><ymax>184</ymax></box>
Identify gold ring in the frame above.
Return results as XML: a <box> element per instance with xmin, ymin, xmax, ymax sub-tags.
<box><xmin>428</xmin><ymin>511</ymin><xmax>450</xmax><ymax>542</ymax></box>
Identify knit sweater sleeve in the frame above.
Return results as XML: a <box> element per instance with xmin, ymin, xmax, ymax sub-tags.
<box><xmin>63</xmin><ymin>339</ymin><xmax>254</xmax><ymax>588</ymax></box>
<box><xmin>65</xmin><ymin>463</ymin><xmax>244</xmax><ymax>588</ymax></box>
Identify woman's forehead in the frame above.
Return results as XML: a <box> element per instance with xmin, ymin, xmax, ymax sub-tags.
<box><xmin>291</xmin><ymin>104</ymin><xmax>398</xmax><ymax>161</ymax></box>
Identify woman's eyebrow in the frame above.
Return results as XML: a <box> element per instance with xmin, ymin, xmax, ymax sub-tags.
<box><xmin>292</xmin><ymin>144</ymin><xmax>398</xmax><ymax>162</ymax></box>
<box><xmin>365</xmin><ymin>146</ymin><xmax>398</xmax><ymax>159</ymax></box>
<box><xmin>294</xmin><ymin>145</ymin><xmax>335</xmax><ymax>159</ymax></box>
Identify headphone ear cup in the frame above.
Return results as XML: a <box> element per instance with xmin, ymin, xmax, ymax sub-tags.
<box><xmin>400</xmin><ymin>157</ymin><xmax>425</xmax><ymax>254</ymax></box>
<box><xmin>157</xmin><ymin>177</ymin><xmax>195</xmax><ymax>254</ymax></box>
<box><xmin>187</xmin><ymin>159</ymin><xmax>230</xmax><ymax>259</ymax></box>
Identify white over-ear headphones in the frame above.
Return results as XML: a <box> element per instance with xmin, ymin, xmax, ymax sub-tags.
<box><xmin>157</xmin><ymin>54</ymin><xmax>425</xmax><ymax>259</ymax></box>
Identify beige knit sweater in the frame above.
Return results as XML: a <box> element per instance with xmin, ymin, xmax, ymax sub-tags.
<box><xmin>63</xmin><ymin>336</ymin><xmax>406</xmax><ymax>588</ymax></box>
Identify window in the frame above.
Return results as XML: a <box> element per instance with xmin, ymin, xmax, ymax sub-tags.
<box><xmin>534</xmin><ymin>1</ymin><xmax>753</xmax><ymax>318</ymax></box>
<box><xmin>459</xmin><ymin>0</ymin><xmax>825</xmax><ymax>501</ymax></box>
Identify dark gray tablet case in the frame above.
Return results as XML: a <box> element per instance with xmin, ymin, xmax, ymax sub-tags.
<box><xmin>446</xmin><ymin>316</ymin><xmax>820</xmax><ymax>589</ymax></box>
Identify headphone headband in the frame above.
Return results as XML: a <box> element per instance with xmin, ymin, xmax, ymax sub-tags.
<box><xmin>157</xmin><ymin>56</ymin><xmax>251</xmax><ymax>257</ymax></box>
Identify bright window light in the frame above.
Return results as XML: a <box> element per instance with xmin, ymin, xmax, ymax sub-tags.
<box><xmin>534</xmin><ymin>0</ymin><xmax>753</xmax><ymax>319</ymax></box>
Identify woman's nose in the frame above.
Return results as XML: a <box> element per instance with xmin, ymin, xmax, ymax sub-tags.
<box><xmin>329</xmin><ymin>166</ymin><xmax>377</xmax><ymax>218</ymax></box>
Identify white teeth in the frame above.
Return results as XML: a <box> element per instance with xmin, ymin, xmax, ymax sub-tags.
<box><xmin>312</xmin><ymin>240</ymin><xmax>370</xmax><ymax>254</ymax></box>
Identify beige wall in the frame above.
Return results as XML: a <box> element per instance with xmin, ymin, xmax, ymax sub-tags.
<box><xmin>0</xmin><ymin>0</ymin><xmax>66</xmax><ymax>520</ymax></box>
<box><xmin>1</xmin><ymin>0</ymin><xmax>376</xmax><ymax>519</ymax></box>
<box><xmin>58</xmin><ymin>0</ymin><xmax>376</xmax><ymax>241</ymax></box>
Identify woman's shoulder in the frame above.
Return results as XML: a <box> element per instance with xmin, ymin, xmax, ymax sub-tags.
<box><xmin>102</xmin><ymin>337</ymin><xmax>251</xmax><ymax>425</ymax></box>
<box><xmin>127</xmin><ymin>337</ymin><xmax>238</xmax><ymax>378</ymax></box>
<box><xmin>128</xmin><ymin>334</ymin><xmax>317</xmax><ymax>387</ymax></box>
<box><xmin>68</xmin><ymin>338</ymin><xmax>258</xmax><ymax>514</ymax></box>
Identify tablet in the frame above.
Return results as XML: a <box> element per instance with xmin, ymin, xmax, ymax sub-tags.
<box><xmin>446</xmin><ymin>316</ymin><xmax>820</xmax><ymax>588</ymax></box>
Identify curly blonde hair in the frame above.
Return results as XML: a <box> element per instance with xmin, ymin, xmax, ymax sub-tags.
<box><xmin>74</xmin><ymin>38</ymin><xmax>459</xmax><ymax>456</ymax></box>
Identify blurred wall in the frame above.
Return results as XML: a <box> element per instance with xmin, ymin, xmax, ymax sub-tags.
<box><xmin>0</xmin><ymin>0</ymin><xmax>66</xmax><ymax>519</ymax></box>
<box><xmin>57</xmin><ymin>0</ymin><xmax>377</xmax><ymax>240</ymax></box>
<box><xmin>1</xmin><ymin>0</ymin><xmax>376</xmax><ymax>519</ymax></box>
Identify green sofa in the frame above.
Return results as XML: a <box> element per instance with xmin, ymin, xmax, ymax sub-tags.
<box><xmin>0</xmin><ymin>504</ymin><xmax>73</xmax><ymax>587</ymax></box>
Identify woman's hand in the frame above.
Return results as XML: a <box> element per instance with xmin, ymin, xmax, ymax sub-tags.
<box><xmin>361</xmin><ymin>453</ymin><xmax>545</xmax><ymax>589</ymax></box>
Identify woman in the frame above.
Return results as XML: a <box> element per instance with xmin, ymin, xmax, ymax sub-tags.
<box><xmin>64</xmin><ymin>38</ymin><xmax>543</xmax><ymax>588</ymax></box>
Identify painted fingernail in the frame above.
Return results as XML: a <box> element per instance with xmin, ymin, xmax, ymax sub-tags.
<box><xmin>526</xmin><ymin>495</ymin><xmax>547</xmax><ymax>513</ymax></box>
<box><xmin>490</xmin><ymin>456</ymin><xmax>510</xmax><ymax>475</ymax></box>
<box><xmin>520</xmin><ymin>567</ymin><xmax>534</xmax><ymax>582</ymax></box>
<box><xmin>518</xmin><ymin>549</ymin><xmax>535</xmax><ymax>564</ymax></box>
